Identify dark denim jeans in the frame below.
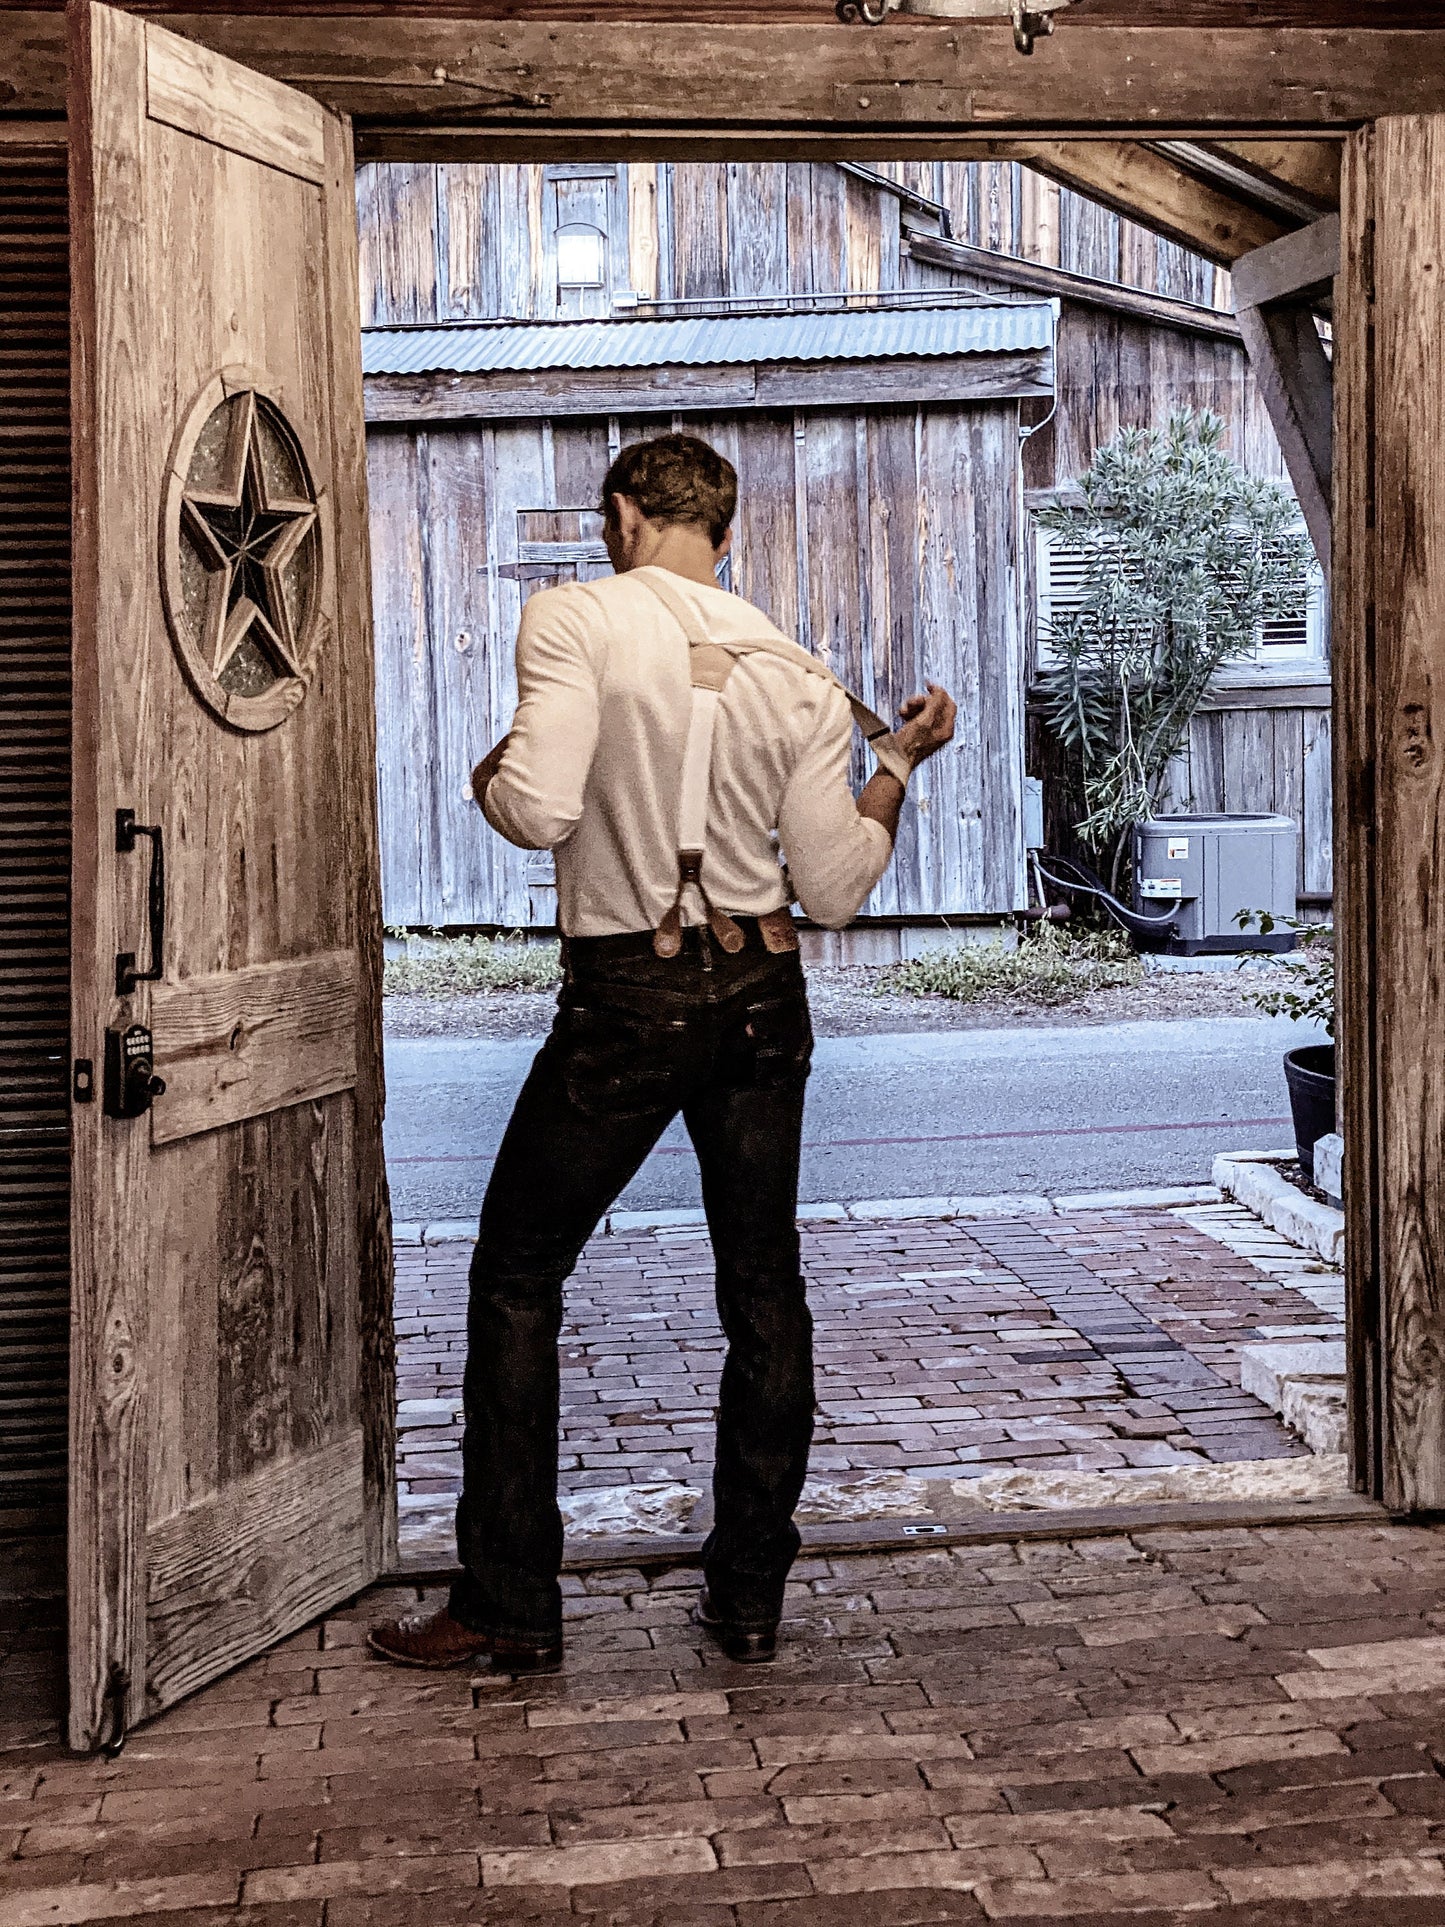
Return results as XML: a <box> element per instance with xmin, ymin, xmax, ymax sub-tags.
<box><xmin>450</xmin><ymin>923</ymin><xmax>816</xmax><ymax>1646</ymax></box>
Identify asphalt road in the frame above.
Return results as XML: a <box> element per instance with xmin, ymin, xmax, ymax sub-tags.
<box><xmin>382</xmin><ymin>1014</ymin><xmax>1324</xmax><ymax>1223</ymax></box>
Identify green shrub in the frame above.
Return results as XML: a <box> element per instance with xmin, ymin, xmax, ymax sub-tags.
<box><xmin>384</xmin><ymin>928</ymin><xmax>561</xmax><ymax>996</ymax></box>
<box><xmin>1038</xmin><ymin>412</ymin><xmax>1317</xmax><ymax>891</ymax></box>
<box><xmin>1236</xmin><ymin>911</ymin><xmax>1334</xmax><ymax>1038</ymax></box>
<box><xmin>878</xmin><ymin>923</ymin><xmax>1141</xmax><ymax>1007</ymax></box>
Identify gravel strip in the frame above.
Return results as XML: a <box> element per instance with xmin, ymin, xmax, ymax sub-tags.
<box><xmin>383</xmin><ymin>960</ymin><xmax>1285</xmax><ymax>1041</ymax></box>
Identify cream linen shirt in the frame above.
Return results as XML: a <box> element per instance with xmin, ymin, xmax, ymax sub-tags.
<box><xmin>482</xmin><ymin>565</ymin><xmax>894</xmax><ymax>937</ymax></box>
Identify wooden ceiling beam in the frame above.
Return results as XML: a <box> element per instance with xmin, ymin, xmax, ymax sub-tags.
<box><xmin>997</xmin><ymin>140</ymin><xmax>1289</xmax><ymax>264</ymax></box>
<box><xmin>1201</xmin><ymin>138</ymin><xmax>1343</xmax><ymax>209</ymax></box>
<box><xmin>7</xmin><ymin>18</ymin><xmax>1445</xmax><ymax>133</ymax></box>
<box><xmin>1145</xmin><ymin>140</ymin><xmax>1334</xmax><ymax>223</ymax></box>
<box><xmin>9</xmin><ymin>1</ymin><xmax>1445</xmax><ymax>23</ymax></box>
<box><xmin>907</xmin><ymin>230</ymin><xmax>1245</xmax><ymax>340</ymax></box>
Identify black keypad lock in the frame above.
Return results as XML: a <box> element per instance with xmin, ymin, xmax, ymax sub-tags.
<box><xmin>104</xmin><ymin>1025</ymin><xmax>167</xmax><ymax>1119</ymax></box>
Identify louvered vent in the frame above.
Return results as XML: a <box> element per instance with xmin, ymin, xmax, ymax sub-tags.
<box><xmin>1036</xmin><ymin>527</ymin><xmax>1317</xmax><ymax>660</ymax></box>
<box><xmin>0</xmin><ymin>140</ymin><xmax>70</xmax><ymax>1520</ymax></box>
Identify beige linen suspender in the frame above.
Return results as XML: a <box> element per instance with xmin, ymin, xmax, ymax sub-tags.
<box><xmin>635</xmin><ymin>571</ymin><xmax>912</xmax><ymax>959</ymax></box>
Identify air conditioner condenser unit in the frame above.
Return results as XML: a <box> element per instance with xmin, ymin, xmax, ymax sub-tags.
<box><xmin>1133</xmin><ymin>814</ymin><xmax>1299</xmax><ymax>956</ymax></box>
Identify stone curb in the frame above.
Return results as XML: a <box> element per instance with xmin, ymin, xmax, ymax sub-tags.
<box><xmin>1213</xmin><ymin>1150</ymin><xmax>1346</xmax><ymax>1268</ymax></box>
<box><xmin>392</xmin><ymin>1182</ymin><xmax>1222</xmax><ymax>1246</ymax></box>
<box><xmin>1240</xmin><ymin>1341</ymin><xmax>1349</xmax><ymax>1456</ymax></box>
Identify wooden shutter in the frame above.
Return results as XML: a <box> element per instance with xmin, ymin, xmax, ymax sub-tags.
<box><xmin>0</xmin><ymin>128</ymin><xmax>70</xmax><ymax>1527</ymax></box>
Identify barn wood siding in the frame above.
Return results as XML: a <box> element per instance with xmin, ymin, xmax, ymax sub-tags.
<box><xmin>358</xmin><ymin>155</ymin><xmax>1311</xmax><ymax>927</ymax></box>
<box><xmin>1030</xmin><ymin>309</ymin><xmax>1288</xmax><ymax>492</ymax></box>
<box><xmin>369</xmin><ymin>401</ymin><xmax>1025</xmax><ymax>929</ymax></box>
<box><xmin>1164</xmin><ymin>691</ymin><xmax>1334</xmax><ymax>908</ymax></box>
<box><xmin>357</xmin><ymin>158</ymin><xmax>1224</xmax><ymax>326</ymax></box>
<box><xmin>355</xmin><ymin>155</ymin><xmax>1286</xmax><ymax>495</ymax></box>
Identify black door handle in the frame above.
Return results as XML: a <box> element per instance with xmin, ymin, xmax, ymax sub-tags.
<box><xmin>115</xmin><ymin>808</ymin><xmax>165</xmax><ymax>997</ymax></box>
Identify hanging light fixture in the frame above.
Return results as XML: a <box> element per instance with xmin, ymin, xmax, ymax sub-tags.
<box><xmin>836</xmin><ymin>0</ymin><xmax>1073</xmax><ymax>56</ymax></box>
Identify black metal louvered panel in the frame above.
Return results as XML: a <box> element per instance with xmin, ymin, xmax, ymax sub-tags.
<box><xmin>0</xmin><ymin>138</ymin><xmax>70</xmax><ymax>1519</ymax></box>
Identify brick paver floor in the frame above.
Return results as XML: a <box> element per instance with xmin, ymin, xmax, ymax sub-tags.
<box><xmin>12</xmin><ymin>1518</ymin><xmax>1445</xmax><ymax>1922</ymax></box>
<box><xmin>397</xmin><ymin>1206</ymin><xmax>1341</xmax><ymax>1553</ymax></box>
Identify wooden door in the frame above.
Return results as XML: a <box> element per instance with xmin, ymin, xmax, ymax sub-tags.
<box><xmin>67</xmin><ymin>0</ymin><xmax>393</xmax><ymax>1751</ymax></box>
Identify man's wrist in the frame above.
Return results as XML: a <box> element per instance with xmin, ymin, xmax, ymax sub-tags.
<box><xmin>871</xmin><ymin>733</ymin><xmax>914</xmax><ymax>788</ymax></box>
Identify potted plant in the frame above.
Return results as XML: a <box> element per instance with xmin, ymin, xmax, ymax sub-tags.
<box><xmin>1237</xmin><ymin>911</ymin><xmax>1335</xmax><ymax>1181</ymax></box>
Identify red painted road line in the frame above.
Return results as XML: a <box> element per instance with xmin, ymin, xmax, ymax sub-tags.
<box><xmin>387</xmin><ymin>1115</ymin><xmax>1291</xmax><ymax>1165</ymax></box>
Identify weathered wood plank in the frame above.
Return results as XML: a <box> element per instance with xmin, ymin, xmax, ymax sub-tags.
<box><xmin>671</xmin><ymin>161</ymin><xmax>727</xmax><ymax>300</ymax></box>
<box><xmin>67</xmin><ymin>0</ymin><xmax>154</xmax><ymax>1759</ymax></box>
<box><xmin>213</xmin><ymin>1094</ymin><xmax>357</xmax><ymax>1489</ymax></box>
<box><xmin>868</xmin><ymin>406</ymin><xmax>923</xmax><ymax>917</ymax></box>
<box><xmin>148</xmin><ymin>953</ymin><xmax>358</xmax><ymax>1145</ymax></box>
<box><xmin>16</xmin><ymin>19</ymin><xmax>1445</xmax><ymax>135</ymax></box>
<box><xmin>755</xmin><ymin>355</ymin><xmax>1050</xmax><ymax>408</ymax></box>
<box><xmin>1202</xmin><ymin>678</ymin><xmax>1332</xmax><ymax>711</ymax></box>
<box><xmin>363</xmin><ymin>351</ymin><xmax>1052</xmax><ymax>424</ymax></box>
<box><xmin>1232</xmin><ymin>212</ymin><xmax>1341</xmax><ymax>307</ymax></box>
<box><xmin>908</xmin><ymin>231</ymin><xmax>1244</xmax><ymax>343</ymax></box>
<box><xmin>1302</xmin><ymin>705</ymin><xmax>1334</xmax><ymax>900</ymax></box>
<box><xmin>1334</xmin><ymin>129</ymin><xmax>1379</xmax><ymax>1500</ymax></box>
<box><xmin>14</xmin><ymin>2</ymin><xmax>1445</xmax><ymax>22</ymax></box>
<box><xmin>730</xmin><ymin>407</ymin><xmax>800</xmax><ymax>642</ymax></box>
<box><xmin>143</xmin><ymin>19</ymin><xmax>326</xmax><ymax>182</ymax></box>
<box><xmin>419</xmin><ymin>426</ymin><xmax>502</xmax><ymax>924</ymax></box>
<box><xmin>366</xmin><ymin>430</ymin><xmax>429</xmax><ymax>922</ymax></box>
<box><xmin>321</xmin><ymin>106</ymin><xmax>396</xmax><ymax>1580</ymax></box>
<box><xmin>726</xmin><ymin>159</ymin><xmax>787</xmax><ymax>299</ymax></box>
<box><xmin>355</xmin><ymin>161</ymin><xmax>439</xmax><ymax>326</ymax></box>
<box><xmin>146</xmin><ymin>1428</ymin><xmax>368</xmax><ymax>1712</ymax></box>
<box><xmin>1354</xmin><ymin>116</ymin><xmax>1445</xmax><ymax>1513</ymax></box>
<box><xmin>1234</xmin><ymin>300</ymin><xmax>1333</xmax><ymax>570</ymax></box>
<box><xmin>1017</xmin><ymin>140</ymin><xmax>1288</xmax><ymax>265</ymax></box>
<box><xmin>367</xmin><ymin>367</ymin><xmax>759</xmax><ymax>422</ymax></box>
<box><xmin>437</xmin><ymin>163</ymin><xmax>500</xmax><ymax>320</ymax></box>
<box><xmin>627</xmin><ymin>159</ymin><xmax>660</xmax><ymax>300</ymax></box>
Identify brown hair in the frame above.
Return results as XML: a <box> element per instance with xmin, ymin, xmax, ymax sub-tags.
<box><xmin>600</xmin><ymin>433</ymin><xmax>738</xmax><ymax>548</ymax></box>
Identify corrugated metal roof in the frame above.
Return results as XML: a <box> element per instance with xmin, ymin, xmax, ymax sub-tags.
<box><xmin>362</xmin><ymin>303</ymin><xmax>1055</xmax><ymax>378</ymax></box>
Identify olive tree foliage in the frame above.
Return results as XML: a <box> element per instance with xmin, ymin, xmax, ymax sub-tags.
<box><xmin>1037</xmin><ymin>411</ymin><xmax>1316</xmax><ymax>887</ymax></box>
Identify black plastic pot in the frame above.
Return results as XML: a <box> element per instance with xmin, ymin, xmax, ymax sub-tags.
<box><xmin>1284</xmin><ymin>1044</ymin><xmax>1337</xmax><ymax>1182</ymax></box>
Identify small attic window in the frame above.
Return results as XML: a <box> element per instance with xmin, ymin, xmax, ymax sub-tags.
<box><xmin>557</xmin><ymin>223</ymin><xmax>605</xmax><ymax>289</ymax></box>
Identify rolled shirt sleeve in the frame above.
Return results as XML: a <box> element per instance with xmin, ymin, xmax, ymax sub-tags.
<box><xmin>777</xmin><ymin>684</ymin><xmax>893</xmax><ymax>929</ymax></box>
<box><xmin>482</xmin><ymin>586</ymin><xmax>603</xmax><ymax>851</ymax></box>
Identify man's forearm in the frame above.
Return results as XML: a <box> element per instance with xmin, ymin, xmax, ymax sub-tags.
<box><xmin>855</xmin><ymin>769</ymin><xmax>907</xmax><ymax>845</ymax></box>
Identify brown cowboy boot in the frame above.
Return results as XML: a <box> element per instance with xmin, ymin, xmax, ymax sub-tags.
<box><xmin>692</xmin><ymin>1589</ymin><xmax>777</xmax><ymax>1665</ymax></box>
<box><xmin>367</xmin><ymin>1603</ymin><xmax>563</xmax><ymax>1674</ymax></box>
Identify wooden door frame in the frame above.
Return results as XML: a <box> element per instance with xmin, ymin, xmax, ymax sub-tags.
<box><xmin>16</xmin><ymin>15</ymin><xmax>1445</xmax><ymax>1557</ymax></box>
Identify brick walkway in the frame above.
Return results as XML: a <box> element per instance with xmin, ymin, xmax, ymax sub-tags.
<box><xmin>12</xmin><ymin>1519</ymin><xmax>1445</xmax><ymax>1922</ymax></box>
<box><xmin>397</xmin><ymin>1205</ymin><xmax>1340</xmax><ymax>1556</ymax></box>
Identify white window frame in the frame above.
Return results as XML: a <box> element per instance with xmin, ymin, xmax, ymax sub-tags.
<box><xmin>1033</xmin><ymin>518</ymin><xmax>1326</xmax><ymax>679</ymax></box>
<box><xmin>556</xmin><ymin>222</ymin><xmax>606</xmax><ymax>289</ymax></box>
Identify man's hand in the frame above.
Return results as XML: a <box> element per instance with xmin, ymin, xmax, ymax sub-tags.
<box><xmin>470</xmin><ymin>735</ymin><xmax>511</xmax><ymax>810</ymax></box>
<box><xmin>895</xmin><ymin>683</ymin><xmax>957</xmax><ymax>770</ymax></box>
<box><xmin>855</xmin><ymin>682</ymin><xmax>957</xmax><ymax>844</ymax></box>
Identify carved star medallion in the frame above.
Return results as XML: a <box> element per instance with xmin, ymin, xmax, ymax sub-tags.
<box><xmin>179</xmin><ymin>390</ymin><xmax>319</xmax><ymax>698</ymax></box>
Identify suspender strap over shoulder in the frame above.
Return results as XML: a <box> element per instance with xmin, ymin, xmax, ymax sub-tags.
<box><xmin>638</xmin><ymin>570</ymin><xmax>914</xmax><ymax>788</ymax></box>
<box><xmin>637</xmin><ymin>570</ymin><xmax>913</xmax><ymax>960</ymax></box>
